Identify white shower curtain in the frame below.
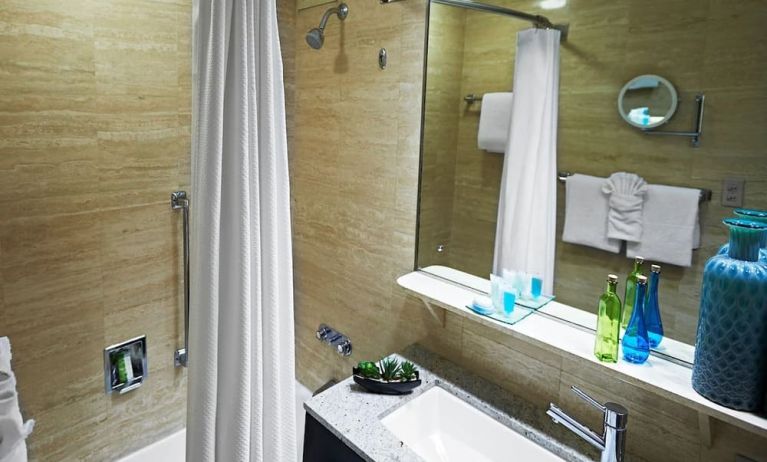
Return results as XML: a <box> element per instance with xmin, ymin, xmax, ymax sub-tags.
<box><xmin>187</xmin><ymin>0</ymin><xmax>297</xmax><ymax>461</ymax></box>
<box><xmin>493</xmin><ymin>29</ymin><xmax>560</xmax><ymax>294</ymax></box>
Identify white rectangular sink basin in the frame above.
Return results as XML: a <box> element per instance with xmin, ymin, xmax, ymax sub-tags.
<box><xmin>381</xmin><ymin>386</ymin><xmax>565</xmax><ymax>462</ymax></box>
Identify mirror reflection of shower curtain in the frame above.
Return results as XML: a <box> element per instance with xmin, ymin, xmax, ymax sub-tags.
<box><xmin>186</xmin><ymin>0</ymin><xmax>297</xmax><ymax>460</ymax></box>
<box><xmin>493</xmin><ymin>29</ymin><xmax>560</xmax><ymax>294</ymax></box>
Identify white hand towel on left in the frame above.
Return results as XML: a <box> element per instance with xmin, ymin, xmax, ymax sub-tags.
<box><xmin>562</xmin><ymin>174</ymin><xmax>621</xmax><ymax>253</ymax></box>
<box><xmin>0</xmin><ymin>337</ymin><xmax>34</xmax><ymax>462</ymax></box>
<box><xmin>0</xmin><ymin>416</ymin><xmax>31</xmax><ymax>462</ymax></box>
<box><xmin>601</xmin><ymin>172</ymin><xmax>648</xmax><ymax>242</ymax></box>
<box><xmin>626</xmin><ymin>184</ymin><xmax>700</xmax><ymax>267</ymax></box>
<box><xmin>477</xmin><ymin>92</ymin><xmax>513</xmax><ymax>153</ymax></box>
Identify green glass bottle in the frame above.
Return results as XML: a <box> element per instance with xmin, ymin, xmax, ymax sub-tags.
<box><xmin>594</xmin><ymin>274</ymin><xmax>622</xmax><ymax>363</ymax></box>
<box><xmin>621</xmin><ymin>256</ymin><xmax>644</xmax><ymax>328</ymax></box>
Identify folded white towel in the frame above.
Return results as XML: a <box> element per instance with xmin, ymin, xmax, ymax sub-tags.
<box><xmin>0</xmin><ymin>338</ymin><xmax>34</xmax><ymax>462</ymax></box>
<box><xmin>0</xmin><ymin>339</ymin><xmax>10</xmax><ymax>376</ymax></box>
<box><xmin>626</xmin><ymin>185</ymin><xmax>700</xmax><ymax>267</ymax></box>
<box><xmin>562</xmin><ymin>174</ymin><xmax>621</xmax><ymax>253</ymax></box>
<box><xmin>601</xmin><ymin>172</ymin><xmax>648</xmax><ymax>242</ymax></box>
<box><xmin>0</xmin><ymin>416</ymin><xmax>30</xmax><ymax>462</ymax></box>
<box><xmin>477</xmin><ymin>92</ymin><xmax>513</xmax><ymax>153</ymax></box>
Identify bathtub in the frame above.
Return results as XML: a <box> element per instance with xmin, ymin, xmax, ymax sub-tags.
<box><xmin>117</xmin><ymin>381</ymin><xmax>314</xmax><ymax>462</ymax></box>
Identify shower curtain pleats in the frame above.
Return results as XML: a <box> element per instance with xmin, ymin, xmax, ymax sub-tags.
<box><xmin>187</xmin><ymin>0</ymin><xmax>297</xmax><ymax>461</ymax></box>
<box><xmin>493</xmin><ymin>29</ymin><xmax>560</xmax><ymax>295</ymax></box>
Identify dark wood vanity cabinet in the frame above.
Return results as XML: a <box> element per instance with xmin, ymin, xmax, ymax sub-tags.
<box><xmin>302</xmin><ymin>413</ymin><xmax>365</xmax><ymax>462</ymax></box>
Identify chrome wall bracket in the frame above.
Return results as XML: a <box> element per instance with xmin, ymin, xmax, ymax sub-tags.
<box><xmin>316</xmin><ymin>324</ymin><xmax>353</xmax><ymax>357</ymax></box>
<box><xmin>171</xmin><ymin>191</ymin><xmax>190</xmax><ymax>368</ymax></box>
<box><xmin>643</xmin><ymin>93</ymin><xmax>705</xmax><ymax>147</ymax></box>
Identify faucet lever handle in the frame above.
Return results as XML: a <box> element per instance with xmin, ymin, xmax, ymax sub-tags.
<box><xmin>571</xmin><ymin>386</ymin><xmax>606</xmax><ymax>413</ymax></box>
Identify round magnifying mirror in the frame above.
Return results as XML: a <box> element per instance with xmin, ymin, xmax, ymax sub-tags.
<box><xmin>618</xmin><ymin>75</ymin><xmax>678</xmax><ymax>129</ymax></box>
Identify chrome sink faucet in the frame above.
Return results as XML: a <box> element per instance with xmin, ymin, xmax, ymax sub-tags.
<box><xmin>547</xmin><ymin>386</ymin><xmax>628</xmax><ymax>462</ymax></box>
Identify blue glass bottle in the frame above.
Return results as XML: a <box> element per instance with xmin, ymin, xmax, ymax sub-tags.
<box><xmin>644</xmin><ymin>264</ymin><xmax>664</xmax><ymax>348</ymax></box>
<box><xmin>622</xmin><ymin>275</ymin><xmax>650</xmax><ymax>364</ymax></box>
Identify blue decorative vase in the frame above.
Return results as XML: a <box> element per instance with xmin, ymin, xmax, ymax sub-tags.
<box><xmin>692</xmin><ymin>219</ymin><xmax>767</xmax><ymax>411</ymax></box>
<box><xmin>717</xmin><ymin>208</ymin><xmax>767</xmax><ymax>263</ymax></box>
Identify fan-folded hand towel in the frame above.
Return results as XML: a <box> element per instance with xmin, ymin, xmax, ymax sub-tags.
<box><xmin>601</xmin><ymin>172</ymin><xmax>648</xmax><ymax>242</ymax></box>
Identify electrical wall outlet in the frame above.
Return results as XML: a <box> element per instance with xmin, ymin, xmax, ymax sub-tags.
<box><xmin>721</xmin><ymin>178</ymin><xmax>745</xmax><ymax>207</ymax></box>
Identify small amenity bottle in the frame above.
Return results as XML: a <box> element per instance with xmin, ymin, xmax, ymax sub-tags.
<box><xmin>622</xmin><ymin>275</ymin><xmax>650</xmax><ymax>364</ymax></box>
<box><xmin>644</xmin><ymin>264</ymin><xmax>664</xmax><ymax>348</ymax></box>
<box><xmin>621</xmin><ymin>256</ymin><xmax>644</xmax><ymax>328</ymax></box>
<box><xmin>594</xmin><ymin>274</ymin><xmax>622</xmax><ymax>363</ymax></box>
<box><xmin>530</xmin><ymin>273</ymin><xmax>543</xmax><ymax>299</ymax></box>
<box><xmin>502</xmin><ymin>286</ymin><xmax>517</xmax><ymax>317</ymax></box>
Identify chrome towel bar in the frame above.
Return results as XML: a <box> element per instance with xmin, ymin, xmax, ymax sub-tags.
<box><xmin>464</xmin><ymin>93</ymin><xmax>483</xmax><ymax>104</ymax></box>
<box><xmin>557</xmin><ymin>171</ymin><xmax>712</xmax><ymax>203</ymax></box>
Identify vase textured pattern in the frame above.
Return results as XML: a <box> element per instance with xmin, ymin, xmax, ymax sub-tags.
<box><xmin>718</xmin><ymin>208</ymin><xmax>767</xmax><ymax>263</ymax></box>
<box><xmin>692</xmin><ymin>219</ymin><xmax>767</xmax><ymax>411</ymax></box>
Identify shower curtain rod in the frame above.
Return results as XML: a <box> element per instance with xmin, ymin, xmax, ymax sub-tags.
<box><xmin>431</xmin><ymin>0</ymin><xmax>568</xmax><ymax>38</ymax></box>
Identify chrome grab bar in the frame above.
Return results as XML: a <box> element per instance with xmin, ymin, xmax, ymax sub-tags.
<box><xmin>171</xmin><ymin>191</ymin><xmax>190</xmax><ymax>368</ymax></box>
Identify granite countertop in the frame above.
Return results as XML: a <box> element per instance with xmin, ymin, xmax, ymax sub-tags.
<box><xmin>304</xmin><ymin>344</ymin><xmax>596</xmax><ymax>462</ymax></box>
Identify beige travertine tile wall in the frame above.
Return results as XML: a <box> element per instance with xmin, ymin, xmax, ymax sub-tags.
<box><xmin>416</xmin><ymin>4</ymin><xmax>465</xmax><ymax>269</ymax></box>
<box><xmin>447</xmin><ymin>3</ymin><xmax>518</xmax><ymax>277</ymax></box>
<box><xmin>0</xmin><ymin>1</ymin><xmax>296</xmax><ymax>460</ymax></box>
<box><xmin>0</xmin><ymin>0</ymin><xmax>193</xmax><ymax>459</ymax></box>
<box><xmin>280</xmin><ymin>0</ymin><xmax>297</xmax><ymax>155</ymax></box>
<box><xmin>420</xmin><ymin>0</ymin><xmax>767</xmax><ymax>344</ymax></box>
<box><xmin>291</xmin><ymin>0</ymin><xmax>434</xmax><ymax>390</ymax></box>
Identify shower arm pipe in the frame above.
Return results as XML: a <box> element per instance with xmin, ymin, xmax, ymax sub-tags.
<box><xmin>318</xmin><ymin>4</ymin><xmax>347</xmax><ymax>31</ymax></box>
<box><xmin>432</xmin><ymin>0</ymin><xmax>556</xmax><ymax>29</ymax></box>
<box><xmin>172</xmin><ymin>191</ymin><xmax>190</xmax><ymax>368</ymax></box>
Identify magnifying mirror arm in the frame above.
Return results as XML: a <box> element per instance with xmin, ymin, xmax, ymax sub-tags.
<box><xmin>643</xmin><ymin>93</ymin><xmax>705</xmax><ymax>147</ymax></box>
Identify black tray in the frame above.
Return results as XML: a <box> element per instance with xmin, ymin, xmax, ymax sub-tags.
<box><xmin>352</xmin><ymin>368</ymin><xmax>421</xmax><ymax>395</ymax></box>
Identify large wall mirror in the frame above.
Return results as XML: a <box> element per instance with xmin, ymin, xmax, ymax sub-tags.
<box><xmin>415</xmin><ymin>0</ymin><xmax>767</xmax><ymax>363</ymax></box>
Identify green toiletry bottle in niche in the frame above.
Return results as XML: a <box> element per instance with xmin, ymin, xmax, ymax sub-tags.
<box><xmin>594</xmin><ymin>274</ymin><xmax>622</xmax><ymax>363</ymax></box>
<box><xmin>113</xmin><ymin>350</ymin><xmax>128</xmax><ymax>384</ymax></box>
<box><xmin>621</xmin><ymin>256</ymin><xmax>644</xmax><ymax>329</ymax></box>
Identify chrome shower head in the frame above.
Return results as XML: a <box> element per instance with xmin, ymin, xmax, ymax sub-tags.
<box><xmin>305</xmin><ymin>3</ymin><xmax>349</xmax><ymax>49</ymax></box>
<box><xmin>306</xmin><ymin>27</ymin><xmax>324</xmax><ymax>49</ymax></box>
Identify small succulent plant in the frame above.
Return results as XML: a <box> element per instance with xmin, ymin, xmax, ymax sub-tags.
<box><xmin>379</xmin><ymin>357</ymin><xmax>402</xmax><ymax>382</ymax></box>
<box><xmin>356</xmin><ymin>361</ymin><xmax>380</xmax><ymax>379</ymax></box>
<box><xmin>398</xmin><ymin>361</ymin><xmax>418</xmax><ymax>381</ymax></box>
